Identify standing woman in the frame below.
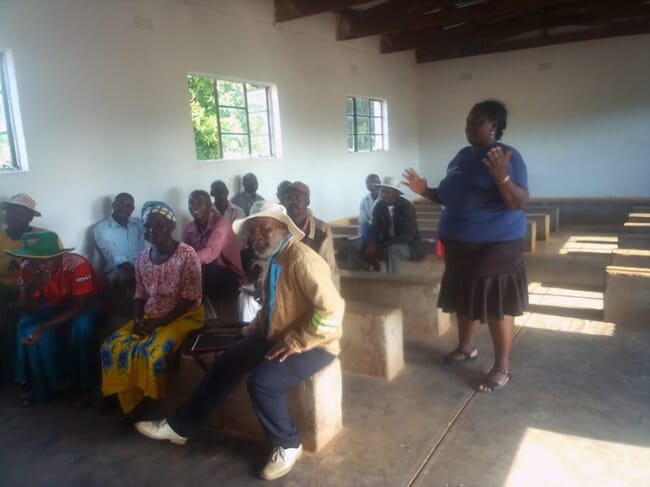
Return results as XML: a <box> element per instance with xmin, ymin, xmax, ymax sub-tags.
<box><xmin>101</xmin><ymin>202</ymin><xmax>204</xmax><ymax>416</ymax></box>
<box><xmin>403</xmin><ymin>100</ymin><xmax>529</xmax><ymax>392</ymax></box>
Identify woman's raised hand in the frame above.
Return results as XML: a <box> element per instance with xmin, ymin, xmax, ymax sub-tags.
<box><xmin>483</xmin><ymin>146</ymin><xmax>512</xmax><ymax>184</ymax></box>
<box><xmin>402</xmin><ymin>168</ymin><xmax>427</xmax><ymax>195</ymax></box>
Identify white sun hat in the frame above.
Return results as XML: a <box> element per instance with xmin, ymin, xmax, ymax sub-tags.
<box><xmin>232</xmin><ymin>200</ymin><xmax>305</xmax><ymax>240</ymax></box>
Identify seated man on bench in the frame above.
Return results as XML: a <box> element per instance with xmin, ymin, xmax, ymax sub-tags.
<box><xmin>135</xmin><ymin>201</ymin><xmax>344</xmax><ymax>481</ymax></box>
<box><xmin>363</xmin><ymin>177</ymin><xmax>427</xmax><ymax>273</ymax></box>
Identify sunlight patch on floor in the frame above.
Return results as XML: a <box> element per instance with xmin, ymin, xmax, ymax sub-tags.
<box><xmin>505</xmin><ymin>427</ymin><xmax>650</xmax><ymax>487</ymax></box>
<box><xmin>558</xmin><ymin>235</ymin><xmax>618</xmax><ymax>255</ymax></box>
<box><xmin>528</xmin><ymin>283</ymin><xmax>603</xmax><ymax>310</ymax></box>
<box><xmin>524</xmin><ymin>312</ymin><xmax>615</xmax><ymax>336</ymax></box>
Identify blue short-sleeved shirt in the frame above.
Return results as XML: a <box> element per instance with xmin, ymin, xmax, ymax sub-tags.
<box><xmin>436</xmin><ymin>143</ymin><xmax>528</xmax><ymax>243</ymax></box>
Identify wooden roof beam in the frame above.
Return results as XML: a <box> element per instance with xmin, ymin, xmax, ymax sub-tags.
<box><xmin>415</xmin><ymin>18</ymin><xmax>650</xmax><ymax>63</ymax></box>
<box><xmin>338</xmin><ymin>0</ymin><xmax>581</xmax><ymax>40</ymax></box>
<box><xmin>383</xmin><ymin>1</ymin><xmax>650</xmax><ymax>53</ymax></box>
<box><xmin>274</xmin><ymin>0</ymin><xmax>375</xmax><ymax>23</ymax></box>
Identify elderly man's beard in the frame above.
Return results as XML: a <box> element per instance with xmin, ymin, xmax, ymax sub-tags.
<box><xmin>253</xmin><ymin>232</ymin><xmax>286</xmax><ymax>259</ymax></box>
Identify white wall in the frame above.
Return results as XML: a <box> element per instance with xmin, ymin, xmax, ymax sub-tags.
<box><xmin>416</xmin><ymin>34</ymin><xmax>650</xmax><ymax>199</ymax></box>
<box><xmin>0</xmin><ymin>0</ymin><xmax>419</xmax><ymax>254</ymax></box>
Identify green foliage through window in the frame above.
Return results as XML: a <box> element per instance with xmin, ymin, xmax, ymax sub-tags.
<box><xmin>188</xmin><ymin>75</ymin><xmax>273</xmax><ymax>160</ymax></box>
<box><xmin>347</xmin><ymin>96</ymin><xmax>386</xmax><ymax>152</ymax></box>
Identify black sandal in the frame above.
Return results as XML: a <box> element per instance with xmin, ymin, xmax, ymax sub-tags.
<box><xmin>478</xmin><ymin>368</ymin><xmax>511</xmax><ymax>392</ymax></box>
<box><xmin>440</xmin><ymin>347</ymin><xmax>479</xmax><ymax>365</ymax></box>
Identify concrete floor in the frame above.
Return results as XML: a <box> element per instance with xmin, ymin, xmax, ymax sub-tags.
<box><xmin>2</xmin><ymin>226</ymin><xmax>650</xmax><ymax>486</ymax></box>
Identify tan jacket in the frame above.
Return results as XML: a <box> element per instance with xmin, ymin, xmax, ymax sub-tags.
<box><xmin>301</xmin><ymin>209</ymin><xmax>339</xmax><ymax>289</ymax></box>
<box><xmin>250</xmin><ymin>237</ymin><xmax>344</xmax><ymax>356</ymax></box>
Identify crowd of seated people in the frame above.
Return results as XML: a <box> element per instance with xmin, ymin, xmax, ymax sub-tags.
<box><xmin>0</xmin><ymin>172</ymin><xmax>382</xmax><ymax>479</ymax></box>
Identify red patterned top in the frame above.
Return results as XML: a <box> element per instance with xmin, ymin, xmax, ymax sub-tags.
<box><xmin>19</xmin><ymin>253</ymin><xmax>103</xmax><ymax>305</ymax></box>
<box><xmin>134</xmin><ymin>242</ymin><xmax>202</xmax><ymax>316</ymax></box>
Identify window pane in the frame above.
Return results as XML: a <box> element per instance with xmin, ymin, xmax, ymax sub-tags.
<box><xmin>0</xmin><ymin>98</ymin><xmax>6</xmax><ymax>133</ymax></box>
<box><xmin>356</xmin><ymin>117</ymin><xmax>369</xmax><ymax>135</ymax></box>
<box><xmin>371</xmin><ymin>100</ymin><xmax>382</xmax><ymax>117</ymax></box>
<box><xmin>222</xmin><ymin>134</ymin><xmax>249</xmax><ymax>157</ymax></box>
<box><xmin>348</xmin><ymin>135</ymin><xmax>355</xmax><ymax>151</ymax></box>
<box><xmin>247</xmin><ymin>87</ymin><xmax>268</xmax><ymax>112</ymax></box>
<box><xmin>0</xmin><ymin>133</ymin><xmax>13</xmax><ymax>169</ymax></box>
<box><xmin>356</xmin><ymin>98</ymin><xmax>370</xmax><ymax>116</ymax></box>
<box><xmin>357</xmin><ymin>135</ymin><xmax>370</xmax><ymax>152</ymax></box>
<box><xmin>217</xmin><ymin>80</ymin><xmax>245</xmax><ymax>107</ymax></box>
<box><xmin>249</xmin><ymin>112</ymin><xmax>269</xmax><ymax>137</ymax></box>
<box><xmin>251</xmin><ymin>136</ymin><xmax>271</xmax><ymax>157</ymax></box>
<box><xmin>370</xmin><ymin>117</ymin><xmax>384</xmax><ymax>134</ymax></box>
<box><xmin>346</xmin><ymin>97</ymin><xmax>354</xmax><ymax>116</ymax></box>
<box><xmin>219</xmin><ymin>107</ymin><xmax>248</xmax><ymax>134</ymax></box>
<box><xmin>347</xmin><ymin>116</ymin><xmax>355</xmax><ymax>134</ymax></box>
<box><xmin>187</xmin><ymin>75</ymin><xmax>220</xmax><ymax>160</ymax></box>
<box><xmin>371</xmin><ymin>135</ymin><xmax>383</xmax><ymax>151</ymax></box>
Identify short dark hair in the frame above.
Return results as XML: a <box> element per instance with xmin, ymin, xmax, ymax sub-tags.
<box><xmin>114</xmin><ymin>192</ymin><xmax>134</xmax><ymax>202</ymax></box>
<box><xmin>473</xmin><ymin>100</ymin><xmax>508</xmax><ymax>140</ymax></box>
<box><xmin>189</xmin><ymin>189</ymin><xmax>211</xmax><ymax>203</ymax></box>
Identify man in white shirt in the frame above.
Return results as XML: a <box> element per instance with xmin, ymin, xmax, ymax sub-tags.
<box><xmin>94</xmin><ymin>193</ymin><xmax>145</xmax><ymax>311</ymax></box>
<box><xmin>94</xmin><ymin>193</ymin><xmax>145</xmax><ymax>280</ymax></box>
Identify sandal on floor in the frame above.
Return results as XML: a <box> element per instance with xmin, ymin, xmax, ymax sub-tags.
<box><xmin>440</xmin><ymin>347</ymin><xmax>478</xmax><ymax>365</ymax></box>
<box><xmin>477</xmin><ymin>368</ymin><xmax>511</xmax><ymax>393</ymax></box>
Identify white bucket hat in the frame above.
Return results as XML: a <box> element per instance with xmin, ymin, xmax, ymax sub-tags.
<box><xmin>232</xmin><ymin>201</ymin><xmax>305</xmax><ymax>240</ymax></box>
<box><xmin>1</xmin><ymin>193</ymin><xmax>42</xmax><ymax>216</ymax></box>
<box><xmin>376</xmin><ymin>176</ymin><xmax>404</xmax><ymax>194</ymax></box>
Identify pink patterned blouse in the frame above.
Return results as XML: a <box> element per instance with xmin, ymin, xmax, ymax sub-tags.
<box><xmin>134</xmin><ymin>242</ymin><xmax>202</xmax><ymax>316</ymax></box>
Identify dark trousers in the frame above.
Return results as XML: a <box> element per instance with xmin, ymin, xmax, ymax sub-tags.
<box><xmin>169</xmin><ymin>333</ymin><xmax>335</xmax><ymax>448</ymax></box>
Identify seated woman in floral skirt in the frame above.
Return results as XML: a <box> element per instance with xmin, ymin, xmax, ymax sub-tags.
<box><xmin>101</xmin><ymin>201</ymin><xmax>204</xmax><ymax>416</ymax></box>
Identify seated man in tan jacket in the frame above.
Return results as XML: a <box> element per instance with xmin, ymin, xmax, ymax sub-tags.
<box><xmin>135</xmin><ymin>201</ymin><xmax>344</xmax><ymax>481</ymax></box>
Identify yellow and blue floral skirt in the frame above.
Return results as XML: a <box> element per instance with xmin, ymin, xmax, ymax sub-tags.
<box><xmin>100</xmin><ymin>306</ymin><xmax>204</xmax><ymax>413</ymax></box>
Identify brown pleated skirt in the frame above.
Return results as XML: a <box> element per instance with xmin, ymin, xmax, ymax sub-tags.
<box><xmin>438</xmin><ymin>239</ymin><xmax>528</xmax><ymax>323</ymax></box>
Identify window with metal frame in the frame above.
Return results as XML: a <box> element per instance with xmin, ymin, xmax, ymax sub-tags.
<box><xmin>0</xmin><ymin>51</ymin><xmax>20</xmax><ymax>171</ymax></box>
<box><xmin>347</xmin><ymin>96</ymin><xmax>386</xmax><ymax>152</ymax></box>
<box><xmin>187</xmin><ymin>74</ymin><xmax>275</xmax><ymax>160</ymax></box>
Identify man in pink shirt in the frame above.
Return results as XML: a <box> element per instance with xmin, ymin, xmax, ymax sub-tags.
<box><xmin>183</xmin><ymin>190</ymin><xmax>245</xmax><ymax>323</ymax></box>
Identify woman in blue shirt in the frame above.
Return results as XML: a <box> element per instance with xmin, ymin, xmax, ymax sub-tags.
<box><xmin>403</xmin><ymin>100</ymin><xmax>529</xmax><ymax>392</ymax></box>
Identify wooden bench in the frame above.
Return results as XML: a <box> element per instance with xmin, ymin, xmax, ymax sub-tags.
<box><xmin>339</xmin><ymin>270</ymin><xmax>452</xmax><ymax>338</ymax></box>
<box><xmin>611</xmin><ymin>249</ymin><xmax>650</xmax><ymax>268</ymax></box>
<box><xmin>524</xmin><ymin>220</ymin><xmax>537</xmax><ymax>252</ymax></box>
<box><xmin>525</xmin><ymin>207</ymin><xmax>559</xmax><ymax>232</ymax></box>
<box><xmin>331</xmin><ymin>224</ymin><xmax>437</xmax><ymax>240</ymax></box>
<box><xmin>166</xmin><ymin>354</ymin><xmax>343</xmax><ymax>453</ymax></box>
<box><xmin>618</xmin><ymin>233</ymin><xmax>650</xmax><ymax>250</ymax></box>
<box><xmin>622</xmin><ymin>222</ymin><xmax>650</xmax><ymax>234</ymax></box>
<box><xmin>604</xmin><ymin>266</ymin><xmax>650</xmax><ymax>326</ymax></box>
<box><xmin>341</xmin><ymin>301</ymin><xmax>404</xmax><ymax>380</ymax></box>
<box><xmin>526</xmin><ymin>213</ymin><xmax>550</xmax><ymax>241</ymax></box>
<box><xmin>627</xmin><ymin>213</ymin><xmax>650</xmax><ymax>223</ymax></box>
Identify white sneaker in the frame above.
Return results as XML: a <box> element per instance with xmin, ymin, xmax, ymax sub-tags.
<box><xmin>260</xmin><ymin>444</ymin><xmax>303</xmax><ymax>480</ymax></box>
<box><xmin>134</xmin><ymin>419</ymin><xmax>188</xmax><ymax>445</ymax></box>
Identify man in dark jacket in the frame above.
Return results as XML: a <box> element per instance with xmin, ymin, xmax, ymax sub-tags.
<box><xmin>364</xmin><ymin>177</ymin><xmax>426</xmax><ymax>273</ymax></box>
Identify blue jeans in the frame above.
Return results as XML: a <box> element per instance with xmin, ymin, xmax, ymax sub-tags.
<box><xmin>169</xmin><ymin>333</ymin><xmax>335</xmax><ymax>448</ymax></box>
<box><xmin>15</xmin><ymin>303</ymin><xmax>103</xmax><ymax>403</ymax></box>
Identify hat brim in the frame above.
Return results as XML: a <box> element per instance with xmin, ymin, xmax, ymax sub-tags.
<box><xmin>0</xmin><ymin>201</ymin><xmax>41</xmax><ymax>217</ymax></box>
<box><xmin>376</xmin><ymin>184</ymin><xmax>404</xmax><ymax>194</ymax></box>
<box><xmin>5</xmin><ymin>248</ymin><xmax>74</xmax><ymax>259</ymax></box>
<box><xmin>233</xmin><ymin>209</ymin><xmax>305</xmax><ymax>241</ymax></box>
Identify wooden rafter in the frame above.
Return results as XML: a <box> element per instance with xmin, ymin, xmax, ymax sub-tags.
<box><xmin>274</xmin><ymin>0</ymin><xmax>375</xmax><ymax>23</ymax></box>
<box><xmin>337</xmin><ymin>0</ymin><xmax>582</xmax><ymax>40</ymax></box>
<box><xmin>381</xmin><ymin>1</ymin><xmax>650</xmax><ymax>53</ymax></box>
<box><xmin>415</xmin><ymin>17</ymin><xmax>650</xmax><ymax>63</ymax></box>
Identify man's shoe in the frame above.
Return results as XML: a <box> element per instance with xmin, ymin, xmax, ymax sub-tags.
<box><xmin>260</xmin><ymin>444</ymin><xmax>303</xmax><ymax>480</ymax></box>
<box><xmin>134</xmin><ymin>419</ymin><xmax>188</xmax><ymax>445</ymax></box>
